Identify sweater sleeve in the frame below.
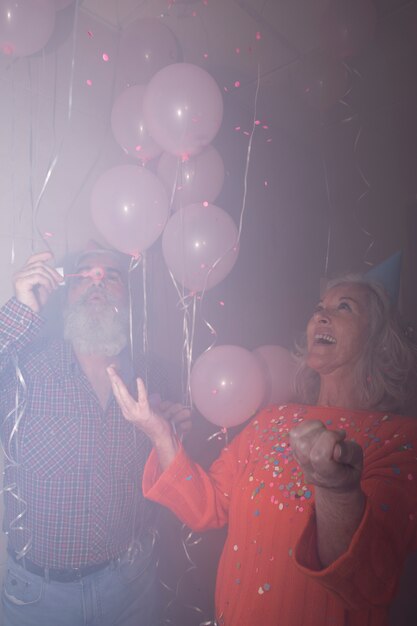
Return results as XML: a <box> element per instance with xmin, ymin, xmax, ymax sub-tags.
<box><xmin>143</xmin><ymin>429</ymin><xmax>249</xmax><ymax>532</ymax></box>
<box><xmin>294</xmin><ymin>416</ymin><xmax>417</xmax><ymax>610</ymax></box>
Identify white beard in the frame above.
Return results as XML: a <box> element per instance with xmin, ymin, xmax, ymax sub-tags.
<box><xmin>63</xmin><ymin>290</ymin><xmax>129</xmax><ymax>356</ymax></box>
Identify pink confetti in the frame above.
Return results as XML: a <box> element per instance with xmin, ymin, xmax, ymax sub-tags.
<box><xmin>203</xmin><ymin>52</ymin><xmax>208</xmax><ymax>59</ymax></box>
<box><xmin>219</xmin><ymin>301</ymin><xmax>225</xmax><ymax>306</ymax></box>
<box><xmin>262</xmin><ymin>124</ymin><xmax>269</xmax><ymax>130</ymax></box>
<box><xmin>234</xmin><ymin>81</ymin><xmax>240</xmax><ymax>88</ymax></box>
<box><xmin>86</xmin><ymin>79</ymin><xmax>93</xmax><ymax>86</ymax></box>
<box><xmin>211</xmin><ymin>388</ymin><xmax>218</xmax><ymax>395</ymax></box>
<box><xmin>203</xmin><ymin>201</ymin><xmax>209</xmax><ymax>207</ymax></box>
<box><xmin>235</xmin><ymin>126</ymin><xmax>241</xmax><ymax>131</ymax></box>
<box><xmin>102</xmin><ymin>53</ymin><xmax>109</xmax><ymax>62</ymax></box>
<box><xmin>408</xmin><ymin>474</ymin><xmax>414</xmax><ymax>480</ymax></box>
<box><xmin>256</xmin><ymin>31</ymin><xmax>261</xmax><ymax>40</ymax></box>
<box><xmin>235</xmin><ymin>47</ymin><xmax>240</xmax><ymax>54</ymax></box>
<box><xmin>264</xmin><ymin>180</ymin><xmax>268</xmax><ymax>187</ymax></box>
<box><xmin>87</xmin><ymin>30</ymin><xmax>94</xmax><ymax>38</ymax></box>
<box><xmin>255</xmin><ymin>120</ymin><xmax>261</xmax><ymax>125</ymax></box>
<box><xmin>43</xmin><ymin>231</ymin><xmax>53</xmax><ymax>238</ymax></box>
<box><xmin>224</xmin><ymin>86</ymin><xmax>229</xmax><ymax>92</ymax></box>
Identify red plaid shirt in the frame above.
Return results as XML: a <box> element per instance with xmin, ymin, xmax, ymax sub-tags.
<box><xmin>0</xmin><ymin>298</ymin><xmax>166</xmax><ymax>569</ymax></box>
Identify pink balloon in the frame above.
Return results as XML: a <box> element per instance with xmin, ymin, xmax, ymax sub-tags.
<box><xmin>143</xmin><ymin>63</ymin><xmax>223</xmax><ymax>157</ymax></box>
<box><xmin>118</xmin><ymin>18</ymin><xmax>180</xmax><ymax>88</ymax></box>
<box><xmin>191</xmin><ymin>345</ymin><xmax>266</xmax><ymax>428</ymax></box>
<box><xmin>253</xmin><ymin>345</ymin><xmax>297</xmax><ymax>408</ymax></box>
<box><xmin>157</xmin><ymin>145</ymin><xmax>225</xmax><ymax>210</ymax></box>
<box><xmin>0</xmin><ymin>0</ymin><xmax>55</xmax><ymax>57</ymax></box>
<box><xmin>320</xmin><ymin>0</ymin><xmax>376</xmax><ymax>60</ymax></box>
<box><xmin>162</xmin><ymin>203</ymin><xmax>239</xmax><ymax>292</ymax></box>
<box><xmin>91</xmin><ymin>165</ymin><xmax>169</xmax><ymax>256</ymax></box>
<box><xmin>111</xmin><ymin>85</ymin><xmax>163</xmax><ymax>163</ymax></box>
<box><xmin>54</xmin><ymin>0</ymin><xmax>73</xmax><ymax>9</ymax></box>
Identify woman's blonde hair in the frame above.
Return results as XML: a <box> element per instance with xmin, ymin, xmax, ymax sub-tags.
<box><xmin>294</xmin><ymin>276</ymin><xmax>417</xmax><ymax>414</ymax></box>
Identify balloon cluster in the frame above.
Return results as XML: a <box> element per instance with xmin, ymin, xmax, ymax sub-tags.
<box><xmin>292</xmin><ymin>0</ymin><xmax>376</xmax><ymax>112</ymax></box>
<box><xmin>1</xmin><ymin>8</ymin><xmax>298</xmax><ymax>429</ymax></box>
<box><xmin>90</xmin><ymin>18</ymin><xmax>237</xmax><ymax>295</ymax></box>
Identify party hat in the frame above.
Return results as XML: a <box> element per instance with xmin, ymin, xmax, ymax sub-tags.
<box><xmin>364</xmin><ymin>251</ymin><xmax>402</xmax><ymax>305</ymax></box>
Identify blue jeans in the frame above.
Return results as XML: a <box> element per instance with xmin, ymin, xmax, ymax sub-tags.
<box><xmin>2</xmin><ymin>542</ymin><xmax>158</xmax><ymax>626</ymax></box>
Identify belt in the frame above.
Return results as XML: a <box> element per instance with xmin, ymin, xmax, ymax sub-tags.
<box><xmin>8</xmin><ymin>550</ymin><xmax>113</xmax><ymax>583</ymax></box>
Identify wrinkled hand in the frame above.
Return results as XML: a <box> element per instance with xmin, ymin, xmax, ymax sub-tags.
<box><xmin>107</xmin><ymin>366</ymin><xmax>190</xmax><ymax>444</ymax></box>
<box><xmin>289</xmin><ymin>420</ymin><xmax>363</xmax><ymax>492</ymax></box>
<box><xmin>13</xmin><ymin>251</ymin><xmax>63</xmax><ymax>313</ymax></box>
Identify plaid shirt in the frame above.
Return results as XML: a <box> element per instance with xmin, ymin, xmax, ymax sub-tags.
<box><xmin>0</xmin><ymin>298</ymin><xmax>167</xmax><ymax>569</ymax></box>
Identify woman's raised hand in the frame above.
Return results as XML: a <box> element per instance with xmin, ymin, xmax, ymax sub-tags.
<box><xmin>289</xmin><ymin>419</ymin><xmax>363</xmax><ymax>492</ymax></box>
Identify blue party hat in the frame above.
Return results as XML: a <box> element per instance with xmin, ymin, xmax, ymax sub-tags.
<box><xmin>364</xmin><ymin>251</ymin><xmax>402</xmax><ymax>305</ymax></box>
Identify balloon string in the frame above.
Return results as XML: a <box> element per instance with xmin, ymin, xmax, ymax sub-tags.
<box><xmin>9</xmin><ymin>61</ymin><xmax>17</xmax><ymax>265</ymax></box>
<box><xmin>168</xmin><ymin>157</ymin><xmax>182</xmax><ymax>213</ymax></box>
<box><xmin>167</xmin><ymin>270</ymin><xmax>195</xmax><ymax>407</ymax></box>
<box><xmin>142</xmin><ymin>251</ymin><xmax>149</xmax><ymax>360</ymax></box>
<box><xmin>236</xmin><ymin>62</ymin><xmax>261</xmax><ymax>242</ymax></box>
<box><xmin>31</xmin><ymin>0</ymin><xmax>81</xmax><ymax>253</ymax></box>
<box><xmin>321</xmin><ymin>153</ymin><xmax>332</xmax><ymax>279</ymax></box>
<box><xmin>127</xmin><ymin>254</ymin><xmax>142</xmax><ymax>367</ymax></box>
<box><xmin>192</xmin><ymin>63</ymin><xmax>262</xmax><ymax>352</ymax></box>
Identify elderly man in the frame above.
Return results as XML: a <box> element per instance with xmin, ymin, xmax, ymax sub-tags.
<box><xmin>0</xmin><ymin>248</ymin><xmax>189</xmax><ymax>626</ymax></box>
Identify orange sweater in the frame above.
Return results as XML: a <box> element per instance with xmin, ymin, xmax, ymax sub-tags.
<box><xmin>143</xmin><ymin>404</ymin><xmax>417</xmax><ymax>626</ymax></box>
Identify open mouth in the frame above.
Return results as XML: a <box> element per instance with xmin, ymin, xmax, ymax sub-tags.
<box><xmin>314</xmin><ymin>333</ymin><xmax>336</xmax><ymax>345</ymax></box>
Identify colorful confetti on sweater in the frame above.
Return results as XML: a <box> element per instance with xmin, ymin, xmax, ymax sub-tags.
<box><xmin>144</xmin><ymin>404</ymin><xmax>417</xmax><ymax>626</ymax></box>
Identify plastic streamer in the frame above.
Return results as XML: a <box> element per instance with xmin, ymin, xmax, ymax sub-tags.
<box><xmin>341</xmin><ymin>63</ymin><xmax>374</xmax><ymax>264</ymax></box>
<box><xmin>0</xmin><ymin>352</ymin><xmax>32</xmax><ymax>559</ymax></box>
<box><xmin>0</xmin><ymin>1</ymin><xmax>82</xmax><ymax>557</ymax></box>
<box><xmin>158</xmin><ymin>522</ymin><xmax>217</xmax><ymax>626</ymax></box>
<box><xmin>353</xmin><ymin>124</ymin><xmax>374</xmax><ymax>264</ymax></box>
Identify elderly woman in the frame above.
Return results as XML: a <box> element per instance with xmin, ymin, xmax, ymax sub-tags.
<box><xmin>108</xmin><ymin>277</ymin><xmax>417</xmax><ymax>626</ymax></box>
